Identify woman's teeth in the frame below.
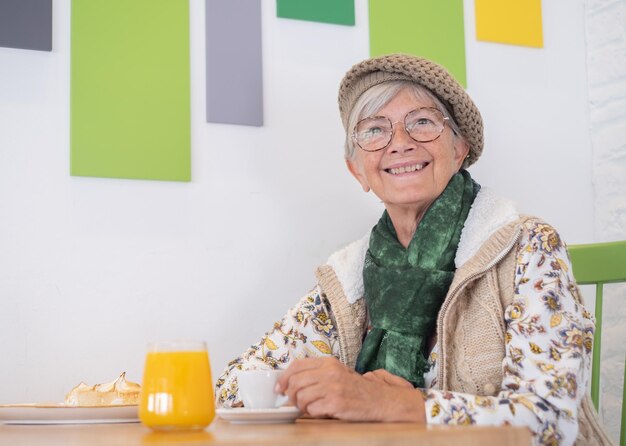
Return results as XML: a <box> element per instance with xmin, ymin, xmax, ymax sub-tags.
<box><xmin>387</xmin><ymin>163</ymin><xmax>426</xmax><ymax>175</ymax></box>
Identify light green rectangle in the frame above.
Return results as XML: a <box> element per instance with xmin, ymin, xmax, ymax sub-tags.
<box><xmin>71</xmin><ymin>0</ymin><xmax>191</xmax><ymax>181</ymax></box>
<box><xmin>369</xmin><ymin>0</ymin><xmax>466</xmax><ymax>87</ymax></box>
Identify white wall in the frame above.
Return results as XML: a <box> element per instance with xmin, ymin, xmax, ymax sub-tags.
<box><xmin>584</xmin><ymin>0</ymin><xmax>626</xmax><ymax>440</ymax></box>
<box><xmin>0</xmin><ymin>0</ymin><xmax>607</xmax><ymax>416</ymax></box>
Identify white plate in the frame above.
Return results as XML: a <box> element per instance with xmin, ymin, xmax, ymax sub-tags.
<box><xmin>0</xmin><ymin>403</ymin><xmax>139</xmax><ymax>425</ymax></box>
<box><xmin>216</xmin><ymin>406</ymin><xmax>301</xmax><ymax>424</ymax></box>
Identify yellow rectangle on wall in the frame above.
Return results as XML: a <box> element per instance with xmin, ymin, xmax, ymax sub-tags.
<box><xmin>475</xmin><ymin>0</ymin><xmax>543</xmax><ymax>48</ymax></box>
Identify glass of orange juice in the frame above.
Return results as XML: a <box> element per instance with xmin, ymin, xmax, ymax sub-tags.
<box><xmin>139</xmin><ymin>340</ymin><xmax>215</xmax><ymax>431</ymax></box>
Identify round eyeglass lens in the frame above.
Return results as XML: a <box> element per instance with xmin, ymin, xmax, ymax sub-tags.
<box><xmin>354</xmin><ymin>117</ymin><xmax>393</xmax><ymax>152</ymax></box>
<box><xmin>405</xmin><ymin>108</ymin><xmax>446</xmax><ymax>142</ymax></box>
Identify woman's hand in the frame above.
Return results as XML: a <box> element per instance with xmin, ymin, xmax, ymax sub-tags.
<box><xmin>275</xmin><ymin>357</ymin><xmax>426</xmax><ymax>423</ymax></box>
<box><xmin>362</xmin><ymin>369</ymin><xmax>415</xmax><ymax>388</ymax></box>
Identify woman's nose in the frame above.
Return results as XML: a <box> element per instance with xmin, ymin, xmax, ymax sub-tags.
<box><xmin>387</xmin><ymin>121</ymin><xmax>416</xmax><ymax>153</ymax></box>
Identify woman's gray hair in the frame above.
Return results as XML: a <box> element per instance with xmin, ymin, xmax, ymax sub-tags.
<box><xmin>344</xmin><ymin>80</ymin><xmax>466</xmax><ymax>160</ymax></box>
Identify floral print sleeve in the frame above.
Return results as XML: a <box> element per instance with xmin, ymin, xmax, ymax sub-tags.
<box><xmin>423</xmin><ymin>221</ymin><xmax>595</xmax><ymax>446</ymax></box>
<box><xmin>214</xmin><ymin>286</ymin><xmax>340</xmax><ymax>407</ymax></box>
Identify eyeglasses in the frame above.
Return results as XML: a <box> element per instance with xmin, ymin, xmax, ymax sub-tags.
<box><xmin>352</xmin><ymin>107</ymin><xmax>450</xmax><ymax>152</ymax></box>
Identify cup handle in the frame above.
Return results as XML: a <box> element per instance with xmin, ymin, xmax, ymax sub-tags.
<box><xmin>275</xmin><ymin>393</ymin><xmax>289</xmax><ymax>408</ymax></box>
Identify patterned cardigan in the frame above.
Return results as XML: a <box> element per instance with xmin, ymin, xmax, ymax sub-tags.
<box><xmin>214</xmin><ymin>188</ymin><xmax>611</xmax><ymax>446</ymax></box>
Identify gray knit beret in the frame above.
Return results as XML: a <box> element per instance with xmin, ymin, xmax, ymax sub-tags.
<box><xmin>338</xmin><ymin>54</ymin><xmax>483</xmax><ymax>167</ymax></box>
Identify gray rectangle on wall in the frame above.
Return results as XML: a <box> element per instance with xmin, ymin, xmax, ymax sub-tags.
<box><xmin>0</xmin><ymin>0</ymin><xmax>52</xmax><ymax>51</ymax></box>
<box><xmin>206</xmin><ymin>0</ymin><xmax>263</xmax><ymax>126</ymax></box>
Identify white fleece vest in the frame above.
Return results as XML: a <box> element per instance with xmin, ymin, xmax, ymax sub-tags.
<box><xmin>326</xmin><ymin>187</ymin><xmax>520</xmax><ymax>304</ymax></box>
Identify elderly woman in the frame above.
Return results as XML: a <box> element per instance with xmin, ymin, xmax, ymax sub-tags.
<box><xmin>215</xmin><ymin>54</ymin><xmax>610</xmax><ymax>446</ymax></box>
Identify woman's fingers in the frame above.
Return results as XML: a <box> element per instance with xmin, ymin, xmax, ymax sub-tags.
<box><xmin>277</xmin><ymin>357</ymin><xmax>358</xmax><ymax>415</ymax></box>
<box><xmin>276</xmin><ymin>357</ymin><xmax>345</xmax><ymax>393</ymax></box>
<box><xmin>281</xmin><ymin>368</ymin><xmax>324</xmax><ymax>405</ymax></box>
<box><xmin>277</xmin><ymin>362</ymin><xmax>425</xmax><ymax>422</ymax></box>
<box><xmin>289</xmin><ymin>371</ymin><xmax>363</xmax><ymax>419</ymax></box>
<box><xmin>290</xmin><ymin>381</ymin><xmax>330</xmax><ymax>416</ymax></box>
<box><xmin>276</xmin><ymin>357</ymin><xmax>324</xmax><ymax>393</ymax></box>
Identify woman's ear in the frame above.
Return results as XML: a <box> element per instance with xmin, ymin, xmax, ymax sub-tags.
<box><xmin>453</xmin><ymin>138</ymin><xmax>470</xmax><ymax>170</ymax></box>
<box><xmin>345</xmin><ymin>158</ymin><xmax>370</xmax><ymax>193</ymax></box>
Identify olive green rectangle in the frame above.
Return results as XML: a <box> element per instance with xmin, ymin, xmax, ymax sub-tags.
<box><xmin>277</xmin><ymin>0</ymin><xmax>355</xmax><ymax>26</ymax></box>
<box><xmin>71</xmin><ymin>0</ymin><xmax>191</xmax><ymax>181</ymax></box>
<box><xmin>369</xmin><ymin>0</ymin><xmax>466</xmax><ymax>87</ymax></box>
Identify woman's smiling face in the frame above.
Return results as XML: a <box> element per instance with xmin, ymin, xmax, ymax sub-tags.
<box><xmin>346</xmin><ymin>88</ymin><xmax>469</xmax><ymax>215</ymax></box>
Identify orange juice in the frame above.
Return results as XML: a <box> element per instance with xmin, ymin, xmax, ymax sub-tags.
<box><xmin>139</xmin><ymin>345</ymin><xmax>215</xmax><ymax>431</ymax></box>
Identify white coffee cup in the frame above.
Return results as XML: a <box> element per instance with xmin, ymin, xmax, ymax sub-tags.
<box><xmin>236</xmin><ymin>370</ymin><xmax>289</xmax><ymax>409</ymax></box>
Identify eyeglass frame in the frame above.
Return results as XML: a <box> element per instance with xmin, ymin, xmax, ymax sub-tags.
<box><xmin>351</xmin><ymin>107</ymin><xmax>451</xmax><ymax>153</ymax></box>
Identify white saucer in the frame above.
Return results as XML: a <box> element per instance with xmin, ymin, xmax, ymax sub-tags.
<box><xmin>216</xmin><ymin>406</ymin><xmax>301</xmax><ymax>424</ymax></box>
<box><xmin>0</xmin><ymin>404</ymin><xmax>138</xmax><ymax>425</ymax></box>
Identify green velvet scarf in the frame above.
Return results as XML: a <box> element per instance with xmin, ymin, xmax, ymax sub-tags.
<box><xmin>355</xmin><ymin>170</ymin><xmax>480</xmax><ymax>387</ymax></box>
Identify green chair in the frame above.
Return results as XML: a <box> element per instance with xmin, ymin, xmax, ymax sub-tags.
<box><xmin>568</xmin><ymin>239</ymin><xmax>626</xmax><ymax>446</ymax></box>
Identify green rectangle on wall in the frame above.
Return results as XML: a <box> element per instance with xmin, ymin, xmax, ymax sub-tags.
<box><xmin>369</xmin><ymin>0</ymin><xmax>466</xmax><ymax>87</ymax></box>
<box><xmin>277</xmin><ymin>0</ymin><xmax>355</xmax><ymax>26</ymax></box>
<box><xmin>71</xmin><ymin>0</ymin><xmax>191</xmax><ymax>181</ymax></box>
